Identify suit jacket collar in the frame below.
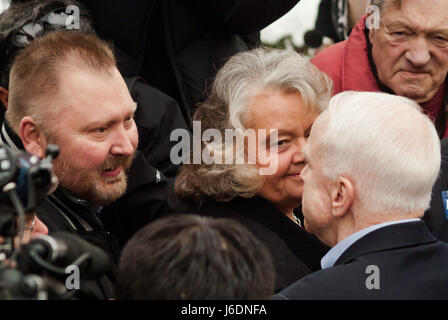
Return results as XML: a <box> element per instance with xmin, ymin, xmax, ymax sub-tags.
<box><xmin>335</xmin><ymin>221</ymin><xmax>437</xmax><ymax>266</ymax></box>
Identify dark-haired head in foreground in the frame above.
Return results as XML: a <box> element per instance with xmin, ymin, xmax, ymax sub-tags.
<box><xmin>116</xmin><ymin>214</ymin><xmax>276</xmax><ymax>300</ymax></box>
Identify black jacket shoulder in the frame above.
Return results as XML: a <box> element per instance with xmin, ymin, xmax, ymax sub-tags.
<box><xmin>36</xmin><ymin>188</ymin><xmax>120</xmax><ymax>300</ymax></box>
<box><xmin>276</xmin><ymin>221</ymin><xmax>448</xmax><ymax>299</ymax></box>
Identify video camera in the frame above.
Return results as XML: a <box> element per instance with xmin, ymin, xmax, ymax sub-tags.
<box><xmin>0</xmin><ymin>143</ymin><xmax>110</xmax><ymax>299</ymax></box>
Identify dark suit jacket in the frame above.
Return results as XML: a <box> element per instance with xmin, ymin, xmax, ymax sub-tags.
<box><xmin>191</xmin><ymin>196</ymin><xmax>329</xmax><ymax>292</ymax></box>
<box><xmin>274</xmin><ymin>221</ymin><xmax>448</xmax><ymax>299</ymax></box>
<box><xmin>424</xmin><ymin>138</ymin><xmax>448</xmax><ymax>242</ymax></box>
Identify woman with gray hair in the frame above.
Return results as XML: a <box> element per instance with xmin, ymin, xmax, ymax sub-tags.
<box><xmin>175</xmin><ymin>47</ymin><xmax>332</xmax><ymax>291</ymax></box>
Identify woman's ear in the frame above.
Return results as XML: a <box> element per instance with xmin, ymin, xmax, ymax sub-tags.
<box><xmin>0</xmin><ymin>87</ymin><xmax>8</xmax><ymax>109</ymax></box>
<box><xmin>19</xmin><ymin>116</ymin><xmax>47</xmax><ymax>158</ymax></box>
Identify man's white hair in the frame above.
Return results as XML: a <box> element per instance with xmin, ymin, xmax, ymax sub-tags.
<box><xmin>320</xmin><ymin>91</ymin><xmax>441</xmax><ymax>213</ymax></box>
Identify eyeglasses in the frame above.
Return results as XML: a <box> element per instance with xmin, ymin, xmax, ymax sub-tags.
<box><xmin>11</xmin><ymin>8</ymin><xmax>72</xmax><ymax>48</ymax></box>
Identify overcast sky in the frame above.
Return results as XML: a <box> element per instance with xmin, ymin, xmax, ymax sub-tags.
<box><xmin>0</xmin><ymin>0</ymin><xmax>8</xmax><ymax>13</ymax></box>
<box><xmin>261</xmin><ymin>0</ymin><xmax>319</xmax><ymax>47</ymax></box>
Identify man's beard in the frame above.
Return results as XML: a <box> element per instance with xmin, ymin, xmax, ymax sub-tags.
<box><xmin>52</xmin><ymin>152</ymin><xmax>135</xmax><ymax>207</ymax></box>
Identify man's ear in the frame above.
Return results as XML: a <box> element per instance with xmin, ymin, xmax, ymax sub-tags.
<box><xmin>0</xmin><ymin>87</ymin><xmax>8</xmax><ymax>109</ymax></box>
<box><xmin>368</xmin><ymin>28</ymin><xmax>375</xmax><ymax>44</ymax></box>
<box><xmin>330</xmin><ymin>176</ymin><xmax>354</xmax><ymax>218</ymax></box>
<box><xmin>20</xmin><ymin>116</ymin><xmax>47</xmax><ymax>158</ymax></box>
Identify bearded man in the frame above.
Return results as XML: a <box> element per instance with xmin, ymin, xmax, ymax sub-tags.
<box><xmin>5</xmin><ymin>30</ymin><xmax>139</xmax><ymax>299</ymax></box>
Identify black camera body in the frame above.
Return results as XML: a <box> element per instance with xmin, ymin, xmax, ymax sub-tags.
<box><xmin>0</xmin><ymin>143</ymin><xmax>65</xmax><ymax>299</ymax></box>
<box><xmin>0</xmin><ymin>144</ymin><xmax>58</xmax><ymax>212</ymax></box>
<box><xmin>0</xmin><ymin>143</ymin><xmax>111</xmax><ymax>300</ymax></box>
<box><xmin>0</xmin><ymin>144</ymin><xmax>58</xmax><ymax>239</ymax></box>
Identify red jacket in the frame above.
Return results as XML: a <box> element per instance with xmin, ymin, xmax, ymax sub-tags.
<box><xmin>312</xmin><ymin>16</ymin><xmax>448</xmax><ymax>138</ymax></box>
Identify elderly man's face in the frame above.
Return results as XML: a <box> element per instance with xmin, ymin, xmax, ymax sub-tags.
<box><xmin>44</xmin><ymin>67</ymin><xmax>138</xmax><ymax>206</ymax></box>
<box><xmin>300</xmin><ymin>112</ymin><xmax>336</xmax><ymax>246</ymax></box>
<box><xmin>369</xmin><ymin>0</ymin><xmax>448</xmax><ymax>103</ymax></box>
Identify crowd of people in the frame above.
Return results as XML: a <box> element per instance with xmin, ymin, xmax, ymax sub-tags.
<box><xmin>0</xmin><ymin>0</ymin><xmax>448</xmax><ymax>300</ymax></box>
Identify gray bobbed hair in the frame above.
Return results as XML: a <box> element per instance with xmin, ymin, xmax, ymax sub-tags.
<box><xmin>175</xmin><ymin>47</ymin><xmax>332</xmax><ymax>204</ymax></box>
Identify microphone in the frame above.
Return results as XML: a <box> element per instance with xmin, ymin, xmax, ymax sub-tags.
<box><xmin>18</xmin><ymin>231</ymin><xmax>111</xmax><ymax>279</ymax></box>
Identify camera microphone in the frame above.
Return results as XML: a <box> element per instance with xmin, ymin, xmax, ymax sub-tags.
<box><xmin>18</xmin><ymin>231</ymin><xmax>111</xmax><ymax>279</ymax></box>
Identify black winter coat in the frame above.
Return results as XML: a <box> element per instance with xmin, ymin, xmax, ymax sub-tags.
<box><xmin>80</xmin><ymin>0</ymin><xmax>301</xmax><ymax>122</ymax></box>
<box><xmin>183</xmin><ymin>196</ymin><xmax>329</xmax><ymax>292</ymax></box>
<box><xmin>36</xmin><ymin>187</ymin><xmax>120</xmax><ymax>300</ymax></box>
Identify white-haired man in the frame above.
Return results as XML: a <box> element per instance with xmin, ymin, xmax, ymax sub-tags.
<box><xmin>312</xmin><ymin>0</ymin><xmax>448</xmax><ymax>138</ymax></box>
<box><xmin>275</xmin><ymin>91</ymin><xmax>448</xmax><ymax>299</ymax></box>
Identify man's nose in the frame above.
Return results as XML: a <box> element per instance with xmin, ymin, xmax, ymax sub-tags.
<box><xmin>405</xmin><ymin>37</ymin><xmax>431</xmax><ymax>67</ymax></box>
<box><xmin>300</xmin><ymin>164</ymin><xmax>308</xmax><ymax>179</ymax></box>
<box><xmin>110</xmin><ymin>127</ymin><xmax>136</xmax><ymax>156</ymax></box>
<box><xmin>291</xmin><ymin>138</ymin><xmax>306</xmax><ymax>164</ymax></box>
